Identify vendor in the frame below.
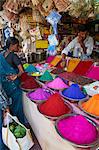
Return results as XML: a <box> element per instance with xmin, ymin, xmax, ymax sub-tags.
<box><xmin>62</xmin><ymin>25</ymin><xmax>94</xmax><ymax>60</ymax></box>
<box><xmin>0</xmin><ymin>37</ymin><xmax>25</xmax><ymax>125</ymax></box>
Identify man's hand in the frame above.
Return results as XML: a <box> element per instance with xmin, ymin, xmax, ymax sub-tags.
<box><xmin>78</xmin><ymin>37</ymin><xmax>87</xmax><ymax>54</ymax></box>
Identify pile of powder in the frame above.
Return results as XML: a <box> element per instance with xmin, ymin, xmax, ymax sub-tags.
<box><xmin>57</xmin><ymin>115</ymin><xmax>98</xmax><ymax>145</ymax></box>
<box><xmin>21</xmin><ymin>77</ymin><xmax>40</xmax><ymax>89</ymax></box>
<box><xmin>62</xmin><ymin>84</ymin><xmax>87</xmax><ymax>100</ymax></box>
<box><xmin>82</xmin><ymin>94</ymin><xmax>99</xmax><ymax>116</ymax></box>
<box><xmin>46</xmin><ymin>77</ymin><xmax>68</xmax><ymax>90</ymax></box>
<box><xmin>25</xmin><ymin>64</ymin><xmax>37</xmax><ymax>73</ymax></box>
<box><xmin>39</xmin><ymin>70</ymin><xmax>53</xmax><ymax>81</ymax></box>
<box><xmin>46</xmin><ymin>56</ymin><xmax>55</xmax><ymax>63</ymax></box>
<box><xmin>20</xmin><ymin>72</ymin><xmax>30</xmax><ymax>82</ymax></box>
<box><xmin>27</xmin><ymin>88</ymin><xmax>51</xmax><ymax>100</ymax></box>
<box><xmin>86</xmin><ymin>66</ymin><xmax>99</xmax><ymax>80</ymax></box>
<box><xmin>39</xmin><ymin>93</ymin><xmax>71</xmax><ymax>117</ymax></box>
<box><xmin>23</xmin><ymin>63</ymin><xmax>29</xmax><ymax>69</ymax></box>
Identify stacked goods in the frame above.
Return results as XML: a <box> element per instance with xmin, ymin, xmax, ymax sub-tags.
<box><xmin>39</xmin><ymin>70</ymin><xmax>53</xmax><ymax>81</ymax></box>
<box><xmin>39</xmin><ymin>93</ymin><xmax>71</xmax><ymax>117</ymax></box>
<box><xmin>46</xmin><ymin>77</ymin><xmax>68</xmax><ymax>90</ymax></box>
<box><xmin>82</xmin><ymin>94</ymin><xmax>99</xmax><ymax>116</ymax></box>
<box><xmin>62</xmin><ymin>84</ymin><xmax>87</xmax><ymax>100</ymax></box>
<box><xmin>27</xmin><ymin>88</ymin><xmax>51</xmax><ymax>101</ymax></box>
<box><xmin>57</xmin><ymin>115</ymin><xmax>98</xmax><ymax>145</ymax></box>
<box><xmin>9</xmin><ymin>122</ymin><xmax>26</xmax><ymax>138</ymax></box>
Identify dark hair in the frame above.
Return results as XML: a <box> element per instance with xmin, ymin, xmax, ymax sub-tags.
<box><xmin>78</xmin><ymin>25</ymin><xmax>87</xmax><ymax>32</ymax></box>
<box><xmin>6</xmin><ymin>37</ymin><xmax>19</xmax><ymax>49</ymax></box>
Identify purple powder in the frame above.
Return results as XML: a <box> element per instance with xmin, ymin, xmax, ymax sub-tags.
<box><xmin>27</xmin><ymin>88</ymin><xmax>51</xmax><ymax>100</ymax></box>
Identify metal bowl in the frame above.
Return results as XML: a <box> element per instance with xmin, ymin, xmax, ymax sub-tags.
<box><xmin>37</xmin><ymin>102</ymin><xmax>73</xmax><ymax>120</ymax></box>
<box><xmin>55</xmin><ymin>114</ymin><xmax>99</xmax><ymax>148</ymax></box>
<box><xmin>78</xmin><ymin>100</ymin><xmax>99</xmax><ymax>119</ymax></box>
<box><xmin>59</xmin><ymin>90</ymin><xmax>89</xmax><ymax>102</ymax></box>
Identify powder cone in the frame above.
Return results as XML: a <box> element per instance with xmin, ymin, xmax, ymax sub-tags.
<box><xmin>21</xmin><ymin>77</ymin><xmax>40</xmax><ymax>89</ymax></box>
<box><xmin>23</xmin><ymin>63</ymin><xmax>29</xmax><ymax>69</ymax></box>
<box><xmin>57</xmin><ymin>115</ymin><xmax>98</xmax><ymax>145</ymax></box>
<box><xmin>39</xmin><ymin>70</ymin><xmax>53</xmax><ymax>81</ymax></box>
<box><xmin>82</xmin><ymin>94</ymin><xmax>99</xmax><ymax>116</ymax></box>
<box><xmin>25</xmin><ymin>64</ymin><xmax>37</xmax><ymax>73</ymax></box>
<box><xmin>20</xmin><ymin>72</ymin><xmax>30</xmax><ymax>82</ymax></box>
<box><xmin>39</xmin><ymin>93</ymin><xmax>71</xmax><ymax>117</ymax></box>
<box><xmin>27</xmin><ymin>88</ymin><xmax>51</xmax><ymax>100</ymax></box>
<box><xmin>46</xmin><ymin>77</ymin><xmax>68</xmax><ymax>90</ymax></box>
<box><xmin>86</xmin><ymin>66</ymin><xmax>99</xmax><ymax>80</ymax></box>
<box><xmin>62</xmin><ymin>84</ymin><xmax>86</xmax><ymax>100</ymax></box>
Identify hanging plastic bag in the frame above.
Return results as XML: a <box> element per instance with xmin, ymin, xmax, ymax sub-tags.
<box><xmin>48</xmin><ymin>34</ymin><xmax>58</xmax><ymax>46</ymax></box>
<box><xmin>2</xmin><ymin>113</ymin><xmax>34</xmax><ymax>150</ymax></box>
<box><xmin>46</xmin><ymin>10</ymin><xmax>61</xmax><ymax>25</ymax></box>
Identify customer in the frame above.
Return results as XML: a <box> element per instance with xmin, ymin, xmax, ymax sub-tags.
<box><xmin>0</xmin><ymin>37</ymin><xmax>25</xmax><ymax>124</ymax></box>
<box><xmin>62</xmin><ymin>25</ymin><xmax>94</xmax><ymax>60</ymax></box>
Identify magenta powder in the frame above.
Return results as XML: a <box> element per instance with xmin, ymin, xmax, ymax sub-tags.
<box><xmin>86</xmin><ymin>66</ymin><xmax>99</xmax><ymax>80</ymax></box>
<box><xmin>46</xmin><ymin>77</ymin><xmax>68</xmax><ymax>90</ymax></box>
<box><xmin>27</xmin><ymin>88</ymin><xmax>51</xmax><ymax>100</ymax></box>
<box><xmin>57</xmin><ymin>115</ymin><xmax>97</xmax><ymax>145</ymax></box>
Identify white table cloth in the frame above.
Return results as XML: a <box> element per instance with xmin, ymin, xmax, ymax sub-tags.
<box><xmin>23</xmin><ymin>92</ymin><xmax>75</xmax><ymax>150</ymax></box>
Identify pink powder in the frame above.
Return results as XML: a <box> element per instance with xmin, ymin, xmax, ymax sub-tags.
<box><xmin>46</xmin><ymin>56</ymin><xmax>55</xmax><ymax>63</ymax></box>
<box><xmin>46</xmin><ymin>77</ymin><xmax>68</xmax><ymax>90</ymax></box>
<box><xmin>27</xmin><ymin>88</ymin><xmax>51</xmax><ymax>100</ymax></box>
<box><xmin>57</xmin><ymin>115</ymin><xmax>98</xmax><ymax>145</ymax></box>
<box><xmin>86</xmin><ymin>66</ymin><xmax>99</xmax><ymax>80</ymax></box>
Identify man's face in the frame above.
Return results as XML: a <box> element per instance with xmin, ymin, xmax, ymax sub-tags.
<box><xmin>78</xmin><ymin>31</ymin><xmax>87</xmax><ymax>40</ymax></box>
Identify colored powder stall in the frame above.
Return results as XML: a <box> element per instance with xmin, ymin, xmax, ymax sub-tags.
<box><xmin>39</xmin><ymin>93</ymin><xmax>71</xmax><ymax>117</ymax></box>
<box><xmin>62</xmin><ymin>84</ymin><xmax>87</xmax><ymax>100</ymax></box>
<box><xmin>82</xmin><ymin>94</ymin><xmax>99</xmax><ymax>116</ymax></box>
<box><xmin>27</xmin><ymin>88</ymin><xmax>52</xmax><ymax>101</ymax></box>
<box><xmin>46</xmin><ymin>77</ymin><xmax>68</xmax><ymax>90</ymax></box>
<box><xmin>39</xmin><ymin>70</ymin><xmax>53</xmax><ymax>81</ymax></box>
<box><xmin>57</xmin><ymin>115</ymin><xmax>98</xmax><ymax>145</ymax></box>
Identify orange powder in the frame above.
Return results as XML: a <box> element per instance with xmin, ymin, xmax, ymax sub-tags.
<box><xmin>67</xmin><ymin>58</ymin><xmax>80</xmax><ymax>72</ymax></box>
<box><xmin>50</xmin><ymin>55</ymin><xmax>62</xmax><ymax>67</ymax></box>
<box><xmin>82</xmin><ymin>94</ymin><xmax>99</xmax><ymax>116</ymax></box>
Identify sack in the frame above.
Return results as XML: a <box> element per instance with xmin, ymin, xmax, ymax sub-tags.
<box><xmin>2</xmin><ymin>113</ymin><xmax>34</xmax><ymax>150</ymax></box>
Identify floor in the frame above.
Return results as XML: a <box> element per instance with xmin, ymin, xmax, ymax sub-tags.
<box><xmin>30</xmin><ymin>128</ymin><xmax>42</xmax><ymax>150</ymax></box>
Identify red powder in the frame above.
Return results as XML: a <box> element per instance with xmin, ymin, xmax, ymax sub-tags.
<box><xmin>39</xmin><ymin>93</ymin><xmax>71</xmax><ymax>117</ymax></box>
<box><xmin>20</xmin><ymin>72</ymin><xmax>30</xmax><ymax>82</ymax></box>
<box><xmin>73</xmin><ymin>60</ymin><xmax>93</xmax><ymax>76</ymax></box>
<box><xmin>21</xmin><ymin>77</ymin><xmax>40</xmax><ymax>89</ymax></box>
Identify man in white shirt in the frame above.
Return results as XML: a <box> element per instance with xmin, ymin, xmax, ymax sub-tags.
<box><xmin>62</xmin><ymin>25</ymin><xmax>94</xmax><ymax>60</ymax></box>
